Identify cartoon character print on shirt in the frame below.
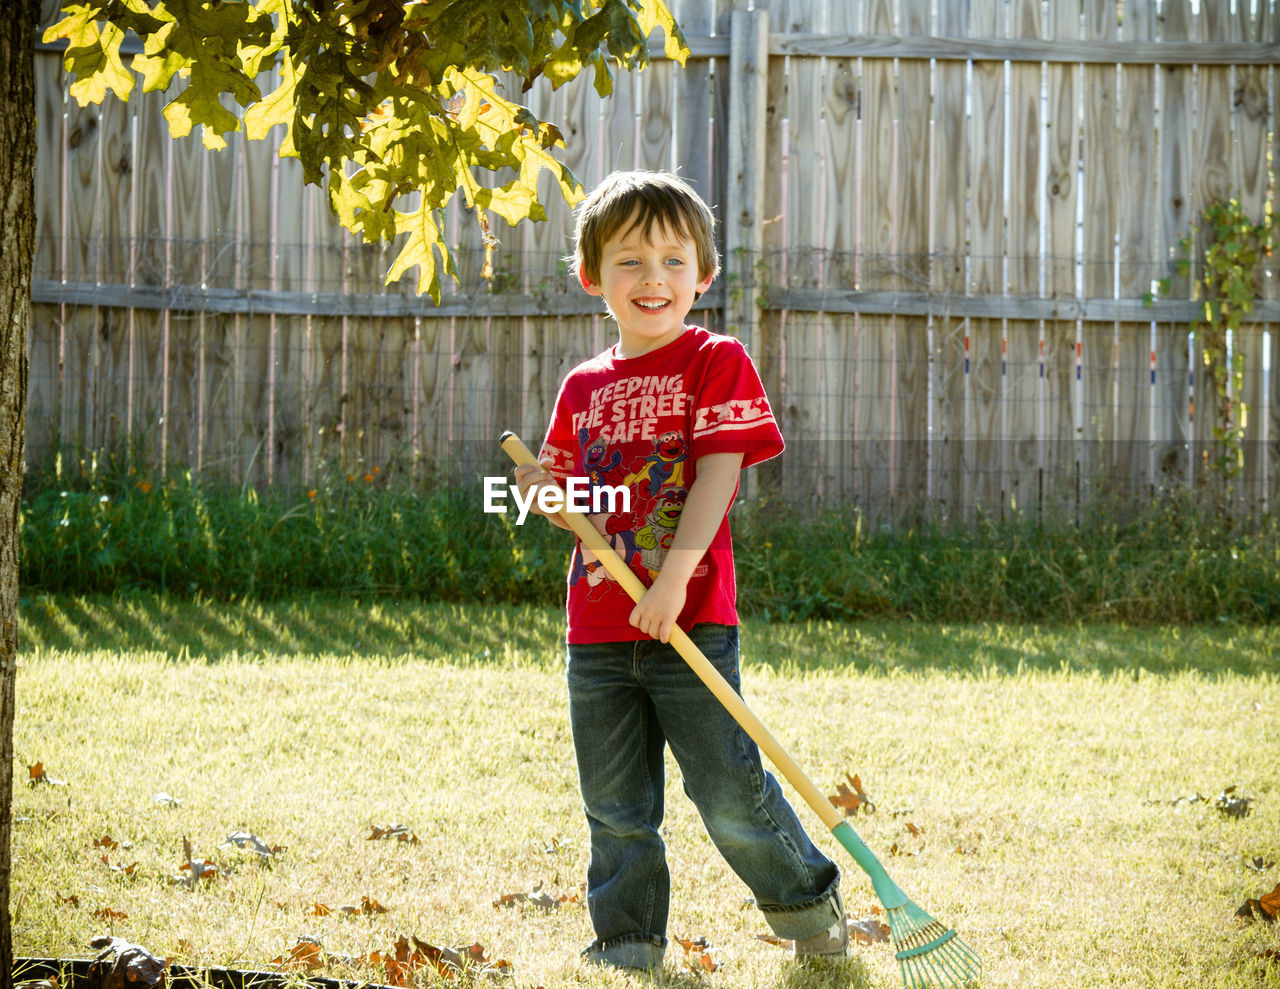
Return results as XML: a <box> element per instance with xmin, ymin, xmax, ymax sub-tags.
<box><xmin>567</xmin><ymin>429</ymin><xmax>635</xmax><ymax>596</ymax></box>
<box><xmin>633</xmin><ymin>486</ymin><xmax>686</xmax><ymax>576</ymax></box>
<box><xmin>579</xmin><ymin>427</ymin><xmax>623</xmax><ymax>500</ymax></box>
<box><xmin>570</xmin><ymin>525</ymin><xmax>639</xmax><ymax>591</ymax></box>
<box><xmin>622</xmin><ymin>430</ymin><xmax>686</xmax><ymax>497</ymax></box>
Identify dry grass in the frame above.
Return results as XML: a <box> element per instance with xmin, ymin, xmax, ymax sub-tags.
<box><xmin>11</xmin><ymin>598</ymin><xmax>1280</xmax><ymax>989</ymax></box>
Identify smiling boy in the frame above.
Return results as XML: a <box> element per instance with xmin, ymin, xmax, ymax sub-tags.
<box><xmin>513</xmin><ymin>170</ymin><xmax>846</xmax><ymax>971</ymax></box>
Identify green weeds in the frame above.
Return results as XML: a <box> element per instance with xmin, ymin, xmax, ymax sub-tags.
<box><xmin>20</xmin><ymin>453</ymin><xmax>1280</xmax><ymax>624</ymax></box>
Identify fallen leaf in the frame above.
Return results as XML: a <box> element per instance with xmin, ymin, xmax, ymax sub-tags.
<box><xmin>828</xmin><ymin>773</ymin><xmax>875</xmax><ymax>816</ymax></box>
<box><xmin>368</xmin><ymin>935</ymin><xmax>462</xmax><ymax>984</ymax></box>
<box><xmin>99</xmin><ymin>855</ymin><xmax>139</xmax><ymax>876</ymax></box>
<box><xmin>225</xmin><ymin>831</ymin><xmax>283</xmax><ymax>860</ymax></box>
<box><xmin>1261</xmin><ymin>883</ymin><xmax>1280</xmax><ymax>919</ymax></box>
<box><xmin>271</xmin><ymin>936</ymin><xmax>326</xmax><ymax>971</ymax></box>
<box><xmin>849</xmin><ymin>915</ymin><xmax>891</xmax><ymax>944</ymax></box>
<box><xmin>175</xmin><ymin>835</ymin><xmax>225</xmax><ymax>886</ymax></box>
<box><xmin>1215</xmin><ymin>787</ymin><xmax>1254</xmax><ymax>819</ymax></box>
<box><xmin>904</xmin><ymin>822</ymin><xmax>923</xmax><ymax>836</ymax></box>
<box><xmin>27</xmin><ymin>763</ymin><xmax>69</xmax><ymax>787</ymax></box>
<box><xmin>88</xmin><ymin>936</ymin><xmax>167</xmax><ymax>989</ymax></box>
<box><xmin>177</xmin><ymin>860</ymin><xmax>222</xmax><ymax>884</ymax></box>
<box><xmin>339</xmin><ymin>896</ymin><xmax>388</xmax><ymax>916</ymax></box>
<box><xmin>56</xmin><ymin>893</ymin><xmax>80</xmax><ymax>908</ymax></box>
<box><xmin>493</xmin><ymin>882</ymin><xmax>579</xmax><ymax>912</ymax></box>
<box><xmin>1236</xmin><ymin>882</ymin><xmax>1280</xmax><ymax>924</ymax></box>
<box><xmin>308</xmin><ymin>903</ymin><xmax>332</xmax><ymax>917</ymax></box>
<box><xmin>1245</xmin><ymin>856</ymin><xmax>1276</xmax><ymax>874</ymax></box>
<box><xmin>367</xmin><ymin>824</ymin><xmax>420</xmax><ymax>844</ymax></box>
<box><xmin>92</xmin><ymin>906</ymin><xmax>129</xmax><ymax>922</ymax></box>
<box><xmin>675</xmin><ymin>936</ymin><xmax>717</xmax><ymax>973</ymax></box>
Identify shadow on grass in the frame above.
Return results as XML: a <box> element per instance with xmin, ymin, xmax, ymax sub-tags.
<box><xmin>19</xmin><ymin>593</ymin><xmax>1278</xmax><ymax>677</ymax></box>
<box><xmin>19</xmin><ymin>593</ymin><xmax>567</xmax><ymax>666</ymax></box>
<box><xmin>739</xmin><ymin>616</ymin><xmax>1279</xmax><ymax>678</ymax></box>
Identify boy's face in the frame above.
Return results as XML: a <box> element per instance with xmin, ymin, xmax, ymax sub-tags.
<box><xmin>580</xmin><ymin>213</ymin><xmax>714</xmax><ymax>359</ymax></box>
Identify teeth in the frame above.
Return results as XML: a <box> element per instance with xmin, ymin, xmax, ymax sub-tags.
<box><xmin>636</xmin><ymin>300</ymin><xmax>668</xmax><ymax>310</ymax></box>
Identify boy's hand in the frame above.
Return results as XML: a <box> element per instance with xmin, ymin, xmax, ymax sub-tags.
<box><xmin>629</xmin><ymin>568</ymin><xmax>687</xmax><ymax>644</ymax></box>
<box><xmin>512</xmin><ymin>460</ymin><xmax>571</xmax><ymax>530</ymax></box>
<box><xmin>628</xmin><ymin>451</ymin><xmax>743</xmax><ymax>644</ymax></box>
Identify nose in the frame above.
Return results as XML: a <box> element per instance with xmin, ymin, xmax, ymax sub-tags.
<box><xmin>639</xmin><ymin>261</ymin><xmax>665</xmax><ymax>285</ymax></box>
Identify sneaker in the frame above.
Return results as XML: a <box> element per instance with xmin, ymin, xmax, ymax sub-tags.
<box><xmin>792</xmin><ymin>916</ymin><xmax>849</xmax><ymax>959</ymax></box>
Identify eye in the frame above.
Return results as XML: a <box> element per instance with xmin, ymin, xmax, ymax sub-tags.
<box><xmin>665</xmin><ymin>257</ymin><xmax>685</xmax><ymax>266</ymax></box>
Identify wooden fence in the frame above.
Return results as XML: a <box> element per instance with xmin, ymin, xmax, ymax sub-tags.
<box><xmin>29</xmin><ymin>0</ymin><xmax>1280</xmax><ymax>519</ymax></box>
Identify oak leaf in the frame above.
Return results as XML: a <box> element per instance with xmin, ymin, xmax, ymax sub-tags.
<box><xmin>367</xmin><ymin>824</ymin><xmax>420</xmax><ymax>844</ymax></box>
<box><xmin>28</xmin><ymin>763</ymin><xmax>69</xmax><ymax>787</ymax></box>
<box><xmin>829</xmin><ymin>773</ymin><xmax>875</xmax><ymax>816</ymax></box>
<box><xmin>849</xmin><ymin>916</ymin><xmax>891</xmax><ymax>944</ymax></box>
<box><xmin>88</xmin><ymin>936</ymin><xmax>167</xmax><ymax>989</ymax></box>
<box><xmin>271</xmin><ymin>937</ymin><xmax>326</xmax><ymax>971</ymax></box>
<box><xmin>224</xmin><ymin>831</ymin><xmax>284</xmax><ymax>861</ymax></box>
<box><xmin>674</xmin><ymin>936</ymin><xmax>717</xmax><ymax>973</ymax></box>
<box><xmin>99</xmin><ymin>855</ymin><xmax>139</xmax><ymax>876</ymax></box>
<box><xmin>1215</xmin><ymin>786</ymin><xmax>1254</xmax><ymax>818</ymax></box>
<box><xmin>175</xmin><ymin>836</ymin><xmax>224</xmax><ymax>886</ymax></box>
<box><xmin>340</xmin><ymin>896</ymin><xmax>387</xmax><ymax>916</ymax></box>
<box><xmin>1236</xmin><ymin>882</ymin><xmax>1280</xmax><ymax>924</ymax></box>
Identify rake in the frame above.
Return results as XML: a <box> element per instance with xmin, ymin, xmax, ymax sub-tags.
<box><xmin>500</xmin><ymin>432</ymin><xmax>981</xmax><ymax>989</ymax></box>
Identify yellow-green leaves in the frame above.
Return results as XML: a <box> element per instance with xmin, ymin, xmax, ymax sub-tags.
<box><xmin>43</xmin><ymin>0</ymin><xmax>689</xmax><ymax>300</ymax></box>
<box><xmin>44</xmin><ymin>5</ymin><xmax>135</xmax><ymax>104</ymax></box>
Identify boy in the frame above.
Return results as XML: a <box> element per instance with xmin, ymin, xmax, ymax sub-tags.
<box><xmin>514</xmin><ymin>170</ymin><xmax>846</xmax><ymax>971</ymax></box>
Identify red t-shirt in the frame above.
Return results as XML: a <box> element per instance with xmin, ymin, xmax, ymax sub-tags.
<box><xmin>538</xmin><ymin>326</ymin><xmax>784</xmax><ymax>643</ymax></box>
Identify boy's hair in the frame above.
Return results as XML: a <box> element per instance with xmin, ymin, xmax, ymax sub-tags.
<box><xmin>572</xmin><ymin>170</ymin><xmax>720</xmax><ymax>284</ymax></box>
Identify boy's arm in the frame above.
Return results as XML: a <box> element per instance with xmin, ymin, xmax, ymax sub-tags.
<box><xmin>629</xmin><ymin>450</ymin><xmax>744</xmax><ymax>643</ymax></box>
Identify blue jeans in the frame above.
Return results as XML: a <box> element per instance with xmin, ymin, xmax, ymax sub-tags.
<box><xmin>567</xmin><ymin>623</ymin><xmax>842</xmax><ymax>970</ymax></box>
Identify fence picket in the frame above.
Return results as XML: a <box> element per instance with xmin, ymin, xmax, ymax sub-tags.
<box><xmin>1116</xmin><ymin>0</ymin><xmax>1157</xmax><ymax>503</ymax></box>
<box><xmin>1235</xmin><ymin>1</ymin><xmax>1272</xmax><ymax>512</ymax></box>
<box><xmin>895</xmin><ymin>0</ymin><xmax>931</xmax><ymax>518</ymax></box>
<box><xmin>966</xmin><ymin>0</ymin><xmax>1005</xmax><ymax>514</ymax></box>
<box><xmin>1005</xmin><ymin>0</ymin><xmax>1043</xmax><ymax>516</ymax></box>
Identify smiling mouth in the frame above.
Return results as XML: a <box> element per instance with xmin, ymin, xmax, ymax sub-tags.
<box><xmin>633</xmin><ymin>299</ymin><xmax>670</xmax><ymax>311</ymax></box>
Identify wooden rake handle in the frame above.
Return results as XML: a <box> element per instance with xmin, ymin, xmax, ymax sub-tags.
<box><xmin>499</xmin><ymin>431</ymin><xmax>845</xmax><ymax>833</ymax></box>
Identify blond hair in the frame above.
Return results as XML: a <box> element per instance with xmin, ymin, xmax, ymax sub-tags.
<box><xmin>571</xmin><ymin>170</ymin><xmax>720</xmax><ymax>284</ymax></box>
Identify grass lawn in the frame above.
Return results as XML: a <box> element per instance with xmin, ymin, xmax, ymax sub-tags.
<box><xmin>12</xmin><ymin>595</ymin><xmax>1280</xmax><ymax>989</ymax></box>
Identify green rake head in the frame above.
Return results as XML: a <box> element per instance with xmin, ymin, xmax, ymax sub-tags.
<box><xmin>832</xmin><ymin>822</ymin><xmax>980</xmax><ymax>988</ymax></box>
<box><xmin>886</xmin><ymin>899</ymin><xmax>982</xmax><ymax>988</ymax></box>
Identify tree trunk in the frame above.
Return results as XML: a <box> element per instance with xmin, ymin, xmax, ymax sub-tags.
<box><xmin>0</xmin><ymin>3</ymin><xmax>38</xmax><ymax>984</ymax></box>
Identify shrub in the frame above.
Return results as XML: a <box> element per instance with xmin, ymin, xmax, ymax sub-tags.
<box><xmin>19</xmin><ymin>453</ymin><xmax>1280</xmax><ymax>623</ymax></box>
